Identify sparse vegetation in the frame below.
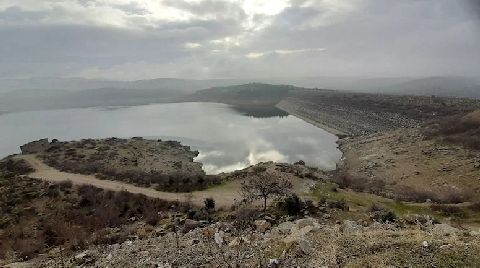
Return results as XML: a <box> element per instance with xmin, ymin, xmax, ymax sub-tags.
<box><xmin>0</xmin><ymin>159</ymin><xmax>189</xmax><ymax>262</ymax></box>
<box><xmin>430</xmin><ymin>204</ymin><xmax>468</xmax><ymax>218</ymax></box>
<box><xmin>426</xmin><ymin>110</ymin><xmax>480</xmax><ymax>150</ymax></box>
<box><xmin>334</xmin><ymin>172</ymin><xmax>472</xmax><ymax>204</ymax></box>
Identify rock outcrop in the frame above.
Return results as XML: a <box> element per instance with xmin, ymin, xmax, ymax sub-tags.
<box><xmin>20</xmin><ymin>139</ymin><xmax>50</xmax><ymax>154</ymax></box>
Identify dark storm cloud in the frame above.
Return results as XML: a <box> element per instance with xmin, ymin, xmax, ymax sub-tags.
<box><xmin>0</xmin><ymin>0</ymin><xmax>479</xmax><ymax>79</ymax></box>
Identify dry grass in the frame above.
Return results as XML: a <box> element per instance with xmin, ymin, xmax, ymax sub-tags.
<box><xmin>425</xmin><ymin>110</ymin><xmax>480</xmax><ymax>150</ymax></box>
<box><xmin>306</xmin><ymin>227</ymin><xmax>480</xmax><ymax>267</ymax></box>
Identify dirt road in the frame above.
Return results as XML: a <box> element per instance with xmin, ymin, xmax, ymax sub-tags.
<box><xmin>16</xmin><ymin>154</ymin><xmax>242</xmax><ymax>207</ymax></box>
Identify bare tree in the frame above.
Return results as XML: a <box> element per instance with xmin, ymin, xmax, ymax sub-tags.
<box><xmin>241</xmin><ymin>172</ymin><xmax>292</xmax><ymax>212</ymax></box>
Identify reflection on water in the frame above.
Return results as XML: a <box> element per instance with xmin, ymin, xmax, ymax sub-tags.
<box><xmin>229</xmin><ymin>105</ymin><xmax>289</xmax><ymax>118</ymax></box>
<box><xmin>0</xmin><ymin>102</ymin><xmax>342</xmax><ymax>174</ymax></box>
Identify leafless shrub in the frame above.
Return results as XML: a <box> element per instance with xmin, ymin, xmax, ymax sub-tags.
<box><xmin>327</xmin><ymin>199</ymin><xmax>349</xmax><ymax>211</ymax></box>
<box><xmin>425</xmin><ymin>112</ymin><xmax>480</xmax><ymax>150</ymax></box>
<box><xmin>334</xmin><ymin>172</ymin><xmax>386</xmax><ymax>195</ymax></box>
<box><xmin>468</xmin><ymin>202</ymin><xmax>480</xmax><ymax>212</ymax></box>
<box><xmin>430</xmin><ymin>204</ymin><xmax>467</xmax><ymax>218</ymax></box>
<box><xmin>241</xmin><ymin>173</ymin><xmax>292</xmax><ymax>212</ymax></box>
<box><xmin>0</xmin><ymin>158</ymin><xmax>34</xmax><ymax>175</ymax></box>
<box><xmin>233</xmin><ymin>206</ymin><xmax>258</xmax><ymax>230</ymax></box>
<box><xmin>393</xmin><ymin>185</ymin><xmax>439</xmax><ymax>203</ymax></box>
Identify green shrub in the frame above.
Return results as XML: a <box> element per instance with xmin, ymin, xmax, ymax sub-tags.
<box><xmin>277</xmin><ymin>194</ymin><xmax>305</xmax><ymax>216</ymax></box>
<box><xmin>204</xmin><ymin>198</ymin><xmax>215</xmax><ymax>211</ymax></box>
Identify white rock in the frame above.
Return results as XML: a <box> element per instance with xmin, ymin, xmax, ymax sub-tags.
<box><xmin>269</xmin><ymin>258</ymin><xmax>280</xmax><ymax>267</ymax></box>
<box><xmin>215</xmin><ymin>231</ymin><xmax>224</xmax><ymax>246</ymax></box>
<box><xmin>75</xmin><ymin>251</ymin><xmax>89</xmax><ymax>260</ymax></box>
<box><xmin>342</xmin><ymin>220</ymin><xmax>362</xmax><ymax>234</ymax></box>
<box><xmin>422</xmin><ymin>241</ymin><xmax>429</xmax><ymax>247</ymax></box>
<box><xmin>228</xmin><ymin>237</ymin><xmax>241</xmax><ymax>247</ymax></box>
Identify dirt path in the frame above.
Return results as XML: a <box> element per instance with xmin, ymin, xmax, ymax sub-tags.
<box><xmin>16</xmin><ymin>154</ymin><xmax>242</xmax><ymax>207</ymax></box>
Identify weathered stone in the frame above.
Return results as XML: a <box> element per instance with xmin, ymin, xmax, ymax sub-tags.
<box><xmin>341</xmin><ymin>220</ymin><xmax>362</xmax><ymax>234</ymax></box>
<box><xmin>20</xmin><ymin>139</ymin><xmax>50</xmax><ymax>154</ymax></box>
<box><xmin>428</xmin><ymin>224</ymin><xmax>460</xmax><ymax>236</ymax></box>
<box><xmin>228</xmin><ymin>237</ymin><xmax>241</xmax><ymax>247</ymax></box>
<box><xmin>214</xmin><ymin>231</ymin><xmax>224</xmax><ymax>246</ymax></box>
<box><xmin>75</xmin><ymin>251</ymin><xmax>89</xmax><ymax>261</ymax></box>
<box><xmin>275</xmin><ymin>221</ymin><xmax>295</xmax><ymax>234</ymax></box>
<box><xmin>255</xmin><ymin>220</ymin><xmax>271</xmax><ymax>232</ymax></box>
<box><xmin>296</xmin><ymin>239</ymin><xmax>313</xmax><ymax>255</ymax></box>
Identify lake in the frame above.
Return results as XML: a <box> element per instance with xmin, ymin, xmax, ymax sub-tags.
<box><xmin>0</xmin><ymin>102</ymin><xmax>342</xmax><ymax>174</ymax></box>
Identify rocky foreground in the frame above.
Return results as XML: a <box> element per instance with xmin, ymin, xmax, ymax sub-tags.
<box><xmin>16</xmin><ymin>217</ymin><xmax>480</xmax><ymax>268</ymax></box>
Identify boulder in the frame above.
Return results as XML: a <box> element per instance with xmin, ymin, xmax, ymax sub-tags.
<box><xmin>295</xmin><ymin>217</ymin><xmax>321</xmax><ymax>230</ymax></box>
<box><xmin>428</xmin><ymin>224</ymin><xmax>460</xmax><ymax>236</ymax></box>
<box><xmin>228</xmin><ymin>237</ymin><xmax>241</xmax><ymax>247</ymax></box>
<box><xmin>269</xmin><ymin>258</ymin><xmax>281</xmax><ymax>267</ymax></box>
<box><xmin>75</xmin><ymin>251</ymin><xmax>89</xmax><ymax>261</ymax></box>
<box><xmin>296</xmin><ymin>239</ymin><xmax>313</xmax><ymax>255</ymax></box>
<box><xmin>341</xmin><ymin>220</ymin><xmax>362</xmax><ymax>234</ymax></box>
<box><xmin>183</xmin><ymin>219</ymin><xmax>202</xmax><ymax>232</ymax></box>
<box><xmin>20</xmin><ymin>139</ymin><xmax>50</xmax><ymax>154</ymax></box>
<box><xmin>275</xmin><ymin>221</ymin><xmax>295</xmax><ymax>235</ymax></box>
<box><xmin>74</xmin><ymin>250</ymin><xmax>94</xmax><ymax>265</ymax></box>
<box><xmin>214</xmin><ymin>231</ymin><xmax>224</xmax><ymax>246</ymax></box>
<box><xmin>255</xmin><ymin>220</ymin><xmax>271</xmax><ymax>232</ymax></box>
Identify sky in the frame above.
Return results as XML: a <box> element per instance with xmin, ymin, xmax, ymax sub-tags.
<box><xmin>0</xmin><ymin>0</ymin><xmax>479</xmax><ymax>80</ymax></box>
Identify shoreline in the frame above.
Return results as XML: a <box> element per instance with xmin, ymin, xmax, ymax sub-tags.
<box><xmin>275</xmin><ymin>101</ymin><xmax>348</xmax><ymax>137</ymax></box>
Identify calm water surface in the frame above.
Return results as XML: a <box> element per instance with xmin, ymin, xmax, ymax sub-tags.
<box><xmin>0</xmin><ymin>103</ymin><xmax>341</xmax><ymax>174</ymax></box>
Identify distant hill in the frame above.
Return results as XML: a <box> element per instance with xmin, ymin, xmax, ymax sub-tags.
<box><xmin>2</xmin><ymin>76</ymin><xmax>479</xmax><ymax>113</ymax></box>
<box><xmin>255</xmin><ymin>76</ymin><xmax>480</xmax><ymax>99</ymax></box>
<box><xmin>0</xmin><ymin>77</ymin><xmax>246</xmax><ymax>92</ymax></box>
<box><xmin>376</xmin><ymin>76</ymin><xmax>480</xmax><ymax>99</ymax></box>
<box><xmin>0</xmin><ymin>78</ymin><xmax>247</xmax><ymax>112</ymax></box>
<box><xmin>183</xmin><ymin>83</ymin><xmax>301</xmax><ymax>106</ymax></box>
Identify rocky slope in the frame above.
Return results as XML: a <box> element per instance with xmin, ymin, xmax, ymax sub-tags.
<box><xmin>14</xmin><ymin>217</ymin><xmax>480</xmax><ymax>267</ymax></box>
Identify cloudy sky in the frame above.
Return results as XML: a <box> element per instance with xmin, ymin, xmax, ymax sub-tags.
<box><xmin>1</xmin><ymin>0</ymin><xmax>479</xmax><ymax>80</ymax></box>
